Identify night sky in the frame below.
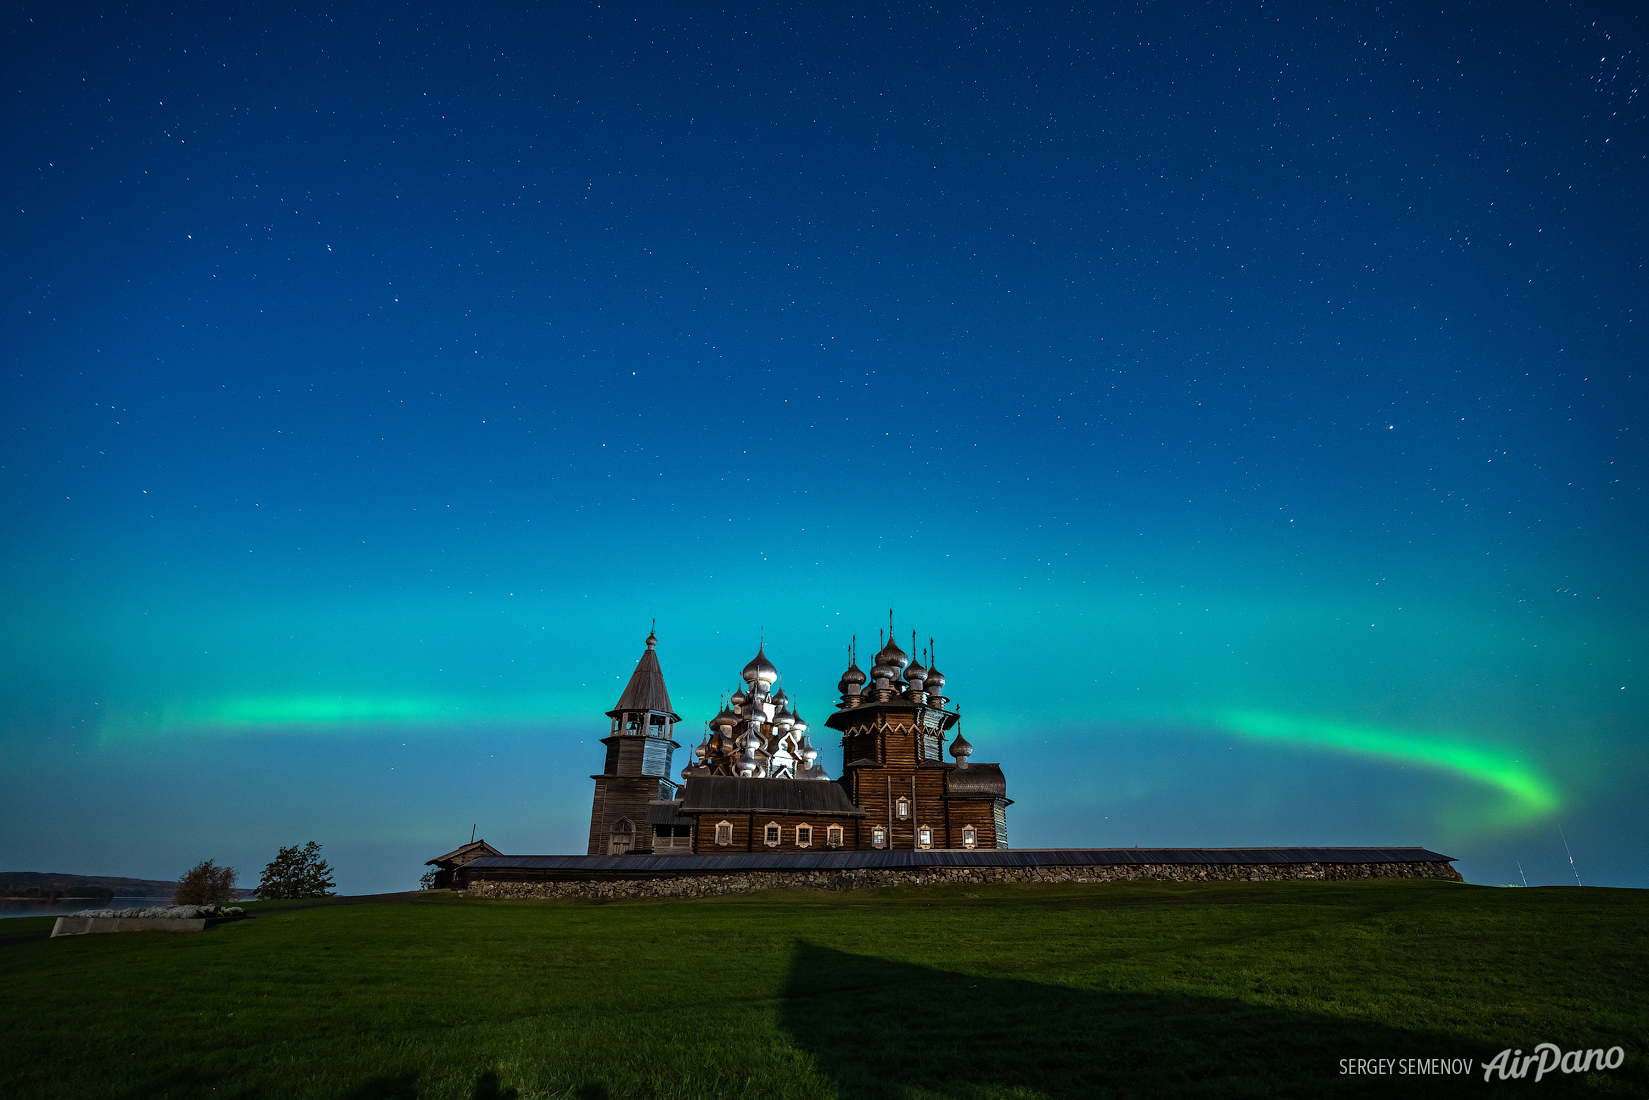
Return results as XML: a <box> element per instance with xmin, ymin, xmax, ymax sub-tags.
<box><xmin>4</xmin><ymin>2</ymin><xmax>1645</xmax><ymax>893</ymax></box>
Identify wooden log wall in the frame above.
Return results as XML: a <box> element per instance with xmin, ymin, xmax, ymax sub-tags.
<box><xmin>690</xmin><ymin>812</ymin><xmax>858</xmax><ymax>854</ymax></box>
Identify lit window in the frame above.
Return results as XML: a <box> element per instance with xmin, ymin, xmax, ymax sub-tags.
<box><xmin>827</xmin><ymin>825</ymin><xmax>843</xmax><ymax>847</ymax></box>
<box><xmin>962</xmin><ymin>825</ymin><xmax>977</xmax><ymax>849</ymax></box>
<box><xmin>896</xmin><ymin>797</ymin><xmax>911</xmax><ymax>820</ymax></box>
<box><xmin>918</xmin><ymin>825</ymin><xmax>932</xmax><ymax>849</ymax></box>
<box><xmin>764</xmin><ymin>822</ymin><xmax>781</xmax><ymax>847</ymax></box>
<box><xmin>872</xmin><ymin>826</ymin><xmax>887</xmax><ymax>849</ymax></box>
<box><xmin>715</xmin><ymin>821</ymin><xmax>733</xmax><ymax>846</ymax></box>
<box><xmin>796</xmin><ymin>824</ymin><xmax>812</xmax><ymax>848</ymax></box>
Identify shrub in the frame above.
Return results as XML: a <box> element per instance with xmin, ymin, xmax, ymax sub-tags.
<box><xmin>418</xmin><ymin>868</ymin><xmax>439</xmax><ymax>890</ymax></box>
<box><xmin>174</xmin><ymin>860</ymin><xmax>238</xmax><ymax>905</ymax></box>
<box><xmin>255</xmin><ymin>841</ymin><xmax>337</xmax><ymax>900</ymax></box>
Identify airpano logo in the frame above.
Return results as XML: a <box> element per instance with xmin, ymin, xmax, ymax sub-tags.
<box><xmin>1483</xmin><ymin>1044</ymin><xmax>1625</xmax><ymax>1082</ymax></box>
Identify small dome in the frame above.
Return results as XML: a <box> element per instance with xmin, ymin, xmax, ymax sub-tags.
<box><xmin>742</xmin><ymin>646</ymin><xmax>780</xmax><ymax>686</ymax></box>
<box><xmin>790</xmin><ymin>710</ymin><xmax>807</xmax><ymax>733</ymax></box>
<box><xmin>838</xmin><ymin>661</ymin><xmax>866</xmax><ymax>693</ymax></box>
<box><xmin>875</xmin><ymin>635</ymin><xmax>910</xmax><ymax>674</ymax></box>
<box><xmin>730</xmin><ymin>689</ymin><xmax>747</xmax><ymax>709</ymax></box>
<box><xmin>773</xmin><ymin>704</ymin><xmax>795</xmax><ymax>731</ymax></box>
<box><xmin>905</xmin><ymin>659</ymin><xmax>927</xmax><ymax>685</ymax></box>
<box><xmin>712</xmin><ymin>705</ymin><xmax>737</xmax><ymax>730</ymax></box>
<box><xmin>924</xmin><ymin>664</ymin><xmax>946</xmax><ymax>693</ymax></box>
<box><xmin>949</xmin><ymin>732</ymin><xmax>973</xmax><ymax>760</ymax></box>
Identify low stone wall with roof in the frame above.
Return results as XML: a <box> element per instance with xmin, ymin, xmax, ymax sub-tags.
<box><xmin>463</xmin><ymin>858</ymin><xmax>1461</xmax><ymax>901</ymax></box>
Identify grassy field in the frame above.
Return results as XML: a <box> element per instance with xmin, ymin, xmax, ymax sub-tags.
<box><xmin>0</xmin><ymin>879</ymin><xmax>1643</xmax><ymax>1099</ymax></box>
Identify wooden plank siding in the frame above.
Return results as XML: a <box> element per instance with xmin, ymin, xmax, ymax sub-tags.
<box><xmin>587</xmin><ymin>776</ymin><xmax>665</xmax><ymax>856</ymax></box>
<box><xmin>943</xmin><ymin>799</ymin><xmax>1003</xmax><ymax>850</ymax></box>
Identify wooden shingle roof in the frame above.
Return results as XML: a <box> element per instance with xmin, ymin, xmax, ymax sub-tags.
<box><xmin>678</xmin><ymin>776</ymin><xmax>866</xmax><ymax>816</ymax></box>
<box><xmin>608</xmin><ymin>631</ymin><xmax>678</xmax><ymax>718</ymax></box>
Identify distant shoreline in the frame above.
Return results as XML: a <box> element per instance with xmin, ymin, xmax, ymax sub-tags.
<box><xmin>0</xmin><ymin>872</ymin><xmax>257</xmax><ymax>901</ymax></box>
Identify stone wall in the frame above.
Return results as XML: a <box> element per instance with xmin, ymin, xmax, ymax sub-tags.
<box><xmin>464</xmin><ymin>859</ymin><xmax>1462</xmax><ymax>901</ymax></box>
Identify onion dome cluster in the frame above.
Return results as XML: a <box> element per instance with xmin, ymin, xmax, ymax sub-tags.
<box><xmin>682</xmin><ymin>645</ymin><xmax>830</xmax><ymax>782</ymax></box>
<box><xmin>835</xmin><ymin>618</ymin><xmax>952</xmax><ymax>712</ymax></box>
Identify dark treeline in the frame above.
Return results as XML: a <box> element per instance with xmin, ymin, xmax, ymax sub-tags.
<box><xmin>4</xmin><ymin>885</ymin><xmax>116</xmax><ymax>901</ymax></box>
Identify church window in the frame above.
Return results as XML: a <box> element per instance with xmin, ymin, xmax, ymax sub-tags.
<box><xmin>962</xmin><ymin>825</ymin><xmax>977</xmax><ymax>849</ymax></box>
<box><xmin>796</xmin><ymin>824</ymin><xmax>812</xmax><ymax>848</ymax></box>
<box><xmin>918</xmin><ymin>825</ymin><xmax>932</xmax><ymax>849</ymax></box>
<box><xmin>896</xmin><ymin>797</ymin><xmax>910</xmax><ymax>820</ymax></box>
<box><xmin>826</xmin><ymin>825</ymin><xmax>843</xmax><ymax>847</ymax></box>
<box><xmin>715</xmin><ymin>820</ymin><xmax>733</xmax><ymax>846</ymax></box>
<box><xmin>872</xmin><ymin>826</ymin><xmax>887</xmax><ymax>849</ymax></box>
<box><xmin>764</xmin><ymin>822</ymin><xmax>782</xmax><ymax>847</ymax></box>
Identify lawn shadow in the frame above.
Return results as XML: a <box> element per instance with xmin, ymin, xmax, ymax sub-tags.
<box><xmin>777</xmin><ymin>942</ymin><xmax>1584</xmax><ymax>1099</ymax></box>
<box><xmin>338</xmin><ymin>1073</ymin><xmax>419</xmax><ymax>1099</ymax></box>
<box><xmin>470</xmin><ymin>1070</ymin><xmax>519</xmax><ymax>1099</ymax></box>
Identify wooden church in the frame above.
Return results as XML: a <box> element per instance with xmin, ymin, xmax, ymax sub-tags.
<box><xmin>587</xmin><ymin>621</ymin><xmax>1011</xmax><ymax>856</ymax></box>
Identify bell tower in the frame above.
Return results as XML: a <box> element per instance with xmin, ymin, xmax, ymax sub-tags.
<box><xmin>587</xmin><ymin>629</ymin><xmax>682</xmax><ymax>855</ymax></box>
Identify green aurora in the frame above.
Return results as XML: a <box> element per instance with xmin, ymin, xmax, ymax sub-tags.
<box><xmin>96</xmin><ymin>692</ymin><xmax>1566</xmax><ymax>836</ymax></box>
<box><xmin>1210</xmin><ymin>710</ymin><xmax>1563</xmax><ymax>828</ymax></box>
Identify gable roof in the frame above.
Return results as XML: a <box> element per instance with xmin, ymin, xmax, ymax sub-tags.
<box><xmin>608</xmin><ymin>631</ymin><xmax>678</xmax><ymax>718</ymax></box>
<box><xmin>678</xmin><ymin>776</ymin><xmax>866</xmax><ymax>816</ymax></box>
<box><xmin>425</xmin><ymin>840</ymin><xmax>501</xmax><ymax>867</ymax></box>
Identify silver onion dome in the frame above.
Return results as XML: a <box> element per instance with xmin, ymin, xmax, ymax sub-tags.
<box><xmin>742</xmin><ymin>646</ymin><xmax>780</xmax><ymax>686</ymax></box>
<box><xmin>874</xmin><ymin>635</ymin><xmax>909</xmax><ymax>677</ymax></box>
<box><xmin>949</xmin><ymin>731</ymin><xmax>973</xmax><ymax>766</ymax></box>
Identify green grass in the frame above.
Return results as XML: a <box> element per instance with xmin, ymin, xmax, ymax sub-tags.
<box><xmin>1</xmin><ymin>880</ymin><xmax>1643</xmax><ymax>1099</ymax></box>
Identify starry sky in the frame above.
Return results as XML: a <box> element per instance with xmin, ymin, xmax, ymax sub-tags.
<box><xmin>3</xmin><ymin>1</ymin><xmax>1645</xmax><ymax>893</ymax></box>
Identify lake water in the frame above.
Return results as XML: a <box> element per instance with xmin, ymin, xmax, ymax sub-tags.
<box><xmin>0</xmin><ymin>896</ymin><xmax>176</xmax><ymax>919</ymax></box>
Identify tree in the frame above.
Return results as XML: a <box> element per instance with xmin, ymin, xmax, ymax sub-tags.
<box><xmin>255</xmin><ymin>841</ymin><xmax>336</xmax><ymax>899</ymax></box>
<box><xmin>175</xmin><ymin>859</ymin><xmax>238</xmax><ymax>904</ymax></box>
<box><xmin>418</xmin><ymin>868</ymin><xmax>439</xmax><ymax>890</ymax></box>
